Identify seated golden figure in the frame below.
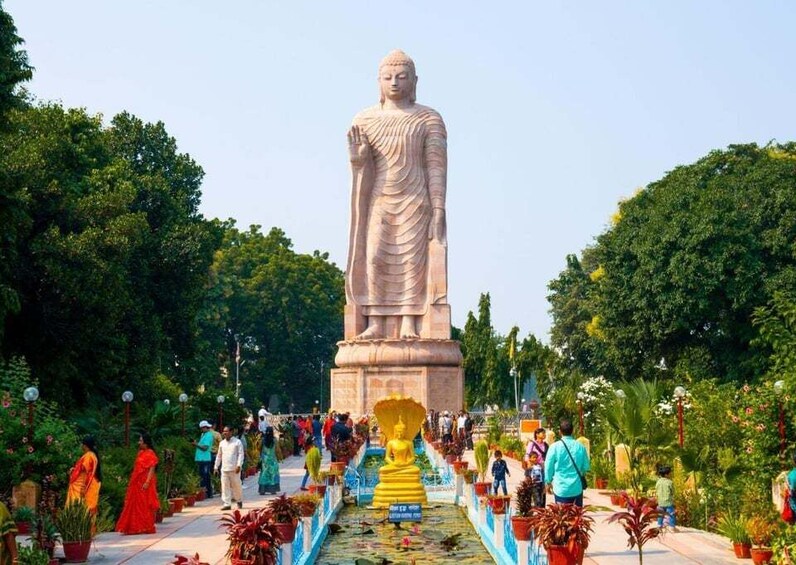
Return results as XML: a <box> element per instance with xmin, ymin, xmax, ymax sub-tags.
<box><xmin>372</xmin><ymin>397</ymin><xmax>427</xmax><ymax>508</ymax></box>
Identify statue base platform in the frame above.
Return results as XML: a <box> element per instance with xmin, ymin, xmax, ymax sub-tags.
<box><xmin>330</xmin><ymin>362</ymin><xmax>463</xmax><ymax>416</ymax></box>
<box><xmin>372</xmin><ymin>479</ymin><xmax>427</xmax><ymax>508</ymax></box>
<box><xmin>335</xmin><ymin>338</ymin><xmax>462</xmax><ymax>367</ymax></box>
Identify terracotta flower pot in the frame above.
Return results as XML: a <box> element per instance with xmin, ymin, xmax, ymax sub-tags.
<box><xmin>155</xmin><ymin>510</ymin><xmax>164</xmax><ymax>523</ymax></box>
<box><xmin>169</xmin><ymin>497</ymin><xmax>186</xmax><ymax>513</ymax></box>
<box><xmin>733</xmin><ymin>542</ymin><xmax>752</xmax><ymax>558</ymax></box>
<box><xmin>595</xmin><ymin>477</ymin><xmax>608</xmax><ymax>489</ymax></box>
<box><xmin>168</xmin><ymin>500</ymin><xmax>177</xmax><ymax>515</ymax></box>
<box><xmin>330</xmin><ymin>461</ymin><xmax>347</xmax><ymax>475</ymax></box>
<box><xmin>274</xmin><ymin>520</ymin><xmax>298</xmax><ymax>543</ymax></box>
<box><xmin>750</xmin><ymin>547</ymin><xmax>773</xmax><ymax>565</ymax></box>
<box><xmin>453</xmin><ymin>460</ymin><xmax>469</xmax><ymax>474</ymax></box>
<box><xmin>326</xmin><ymin>474</ymin><xmax>338</xmax><ymax>485</ymax></box>
<box><xmin>474</xmin><ymin>481</ymin><xmax>490</xmax><ymax>496</ymax></box>
<box><xmin>511</xmin><ymin>516</ymin><xmax>533</xmax><ymax>541</ymax></box>
<box><xmin>488</xmin><ymin>496</ymin><xmax>510</xmax><ymax>514</ymax></box>
<box><xmin>196</xmin><ymin>489</ymin><xmax>206</xmax><ymax>501</ymax></box>
<box><xmin>309</xmin><ymin>484</ymin><xmax>327</xmax><ymax>496</ymax></box>
<box><xmin>15</xmin><ymin>521</ymin><xmax>30</xmax><ymax>535</ymax></box>
<box><xmin>546</xmin><ymin>544</ymin><xmax>577</xmax><ymax>565</ymax></box>
<box><xmin>62</xmin><ymin>540</ymin><xmax>92</xmax><ymax>563</ymax></box>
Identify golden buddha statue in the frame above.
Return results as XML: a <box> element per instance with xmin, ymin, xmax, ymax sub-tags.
<box><xmin>372</xmin><ymin>395</ymin><xmax>427</xmax><ymax>507</ymax></box>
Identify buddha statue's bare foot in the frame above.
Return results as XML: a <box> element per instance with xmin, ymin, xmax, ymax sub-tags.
<box><xmin>354</xmin><ymin>322</ymin><xmax>383</xmax><ymax>340</ymax></box>
<box><xmin>399</xmin><ymin>316</ymin><xmax>418</xmax><ymax>339</ymax></box>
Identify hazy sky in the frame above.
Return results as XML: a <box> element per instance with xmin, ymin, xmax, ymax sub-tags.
<box><xmin>6</xmin><ymin>1</ymin><xmax>795</xmax><ymax>342</ymax></box>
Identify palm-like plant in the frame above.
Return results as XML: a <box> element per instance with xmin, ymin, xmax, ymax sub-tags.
<box><xmin>606</xmin><ymin>495</ymin><xmax>661</xmax><ymax>565</ymax></box>
<box><xmin>604</xmin><ymin>379</ymin><xmax>674</xmax><ymax>477</ymax></box>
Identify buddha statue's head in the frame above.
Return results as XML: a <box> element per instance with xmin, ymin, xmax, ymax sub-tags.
<box><xmin>378</xmin><ymin>49</ymin><xmax>417</xmax><ymax>105</ymax></box>
<box><xmin>394</xmin><ymin>419</ymin><xmax>407</xmax><ymax>439</ymax></box>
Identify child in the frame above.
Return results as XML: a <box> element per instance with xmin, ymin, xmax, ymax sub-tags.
<box><xmin>525</xmin><ymin>452</ymin><xmax>546</xmax><ymax>507</ymax></box>
<box><xmin>491</xmin><ymin>450</ymin><xmax>511</xmax><ymax>495</ymax></box>
<box><xmin>655</xmin><ymin>465</ymin><xmax>676</xmax><ymax>529</ymax></box>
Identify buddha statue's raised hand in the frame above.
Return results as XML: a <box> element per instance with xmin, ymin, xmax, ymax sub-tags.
<box><xmin>347</xmin><ymin>125</ymin><xmax>371</xmax><ymax>170</ymax></box>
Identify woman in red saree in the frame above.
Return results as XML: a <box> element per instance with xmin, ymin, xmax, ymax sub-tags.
<box><xmin>66</xmin><ymin>436</ymin><xmax>102</xmax><ymax>515</ymax></box>
<box><xmin>116</xmin><ymin>433</ymin><xmax>159</xmax><ymax>535</ymax></box>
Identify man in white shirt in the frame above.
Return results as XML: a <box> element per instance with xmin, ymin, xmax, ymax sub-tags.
<box><xmin>214</xmin><ymin>425</ymin><xmax>245</xmax><ymax>510</ymax></box>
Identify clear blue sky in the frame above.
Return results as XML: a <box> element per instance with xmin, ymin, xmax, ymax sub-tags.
<box><xmin>6</xmin><ymin>1</ymin><xmax>795</xmax><ymax>341</ymax></box>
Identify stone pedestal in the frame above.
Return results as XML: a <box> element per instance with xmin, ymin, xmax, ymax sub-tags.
<box><xmin>331</xmin><ymin>362</ymin><xmax>463</xmax><ymax>416</ymax></box>
<box><xmin>12</xmin><ymin>480</ymin><xmax>40</xmax><ymax>510</ymax></box>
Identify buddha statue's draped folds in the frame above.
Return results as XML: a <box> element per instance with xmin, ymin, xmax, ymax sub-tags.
<box><xmin>350</xmin><ymin>106</ymin><xmax>446</xmax><ymax>314</ymax></box>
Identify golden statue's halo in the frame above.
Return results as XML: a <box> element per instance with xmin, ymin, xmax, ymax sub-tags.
<box><xmin>373</xmin><ymin>394</ymin><xmax>426</xmax><ymax>443</ymax></box>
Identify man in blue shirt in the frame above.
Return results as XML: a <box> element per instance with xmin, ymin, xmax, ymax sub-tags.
<box><xmin>544</xmin><ymin>419</ymin><xmax>590</xmax><ymax>507</ymax></box>
<box><xmin>192</xmin><ymin>420</ymin><xmax>214</xmax><ymax>498</ymax></box>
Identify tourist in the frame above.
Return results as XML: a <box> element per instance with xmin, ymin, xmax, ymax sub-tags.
<box><xmin>463</xmin><ymin>411</ymin><xmax>474</xmax><ymax>450</ymax></box>
<box><xmin>292</xmin><ymin>416</ymin><xmax>303</xmax><ymax>456</ymax></box>
<box><xmin>209</xmin><ymin>421</ymin><xmax>222</xmax><ymax>472</ymax></box>
<box><xmin>300</xmin><ymin>436</ymin><xmax>318</xmax><ymax>491</ymax></box>
<box><xmin>192</xmin><ymin>420</ymin><xmax>214</xmax><ymax>499</ymax></box>
<box><xmin>257</xmin><ymin>408</ymin><xmax>270</xmax><ymax>433</ymax></box>
<box><xmin>322</xmin><ymin>410</ymin><xmax>336</xmax><ymax>451</ymax></box>
<box><xmin>544</xmin><ymin>420</ymin><xmax>590</xmax><ymax>507</ymax></box>
<box><xmin>456</xmin><ymin>411</ymin><xmax>466</xmax><ymax>442</ymax></box>
<box><xmin>215</xmin><ymin>425</ymin><xmax>244</xmax><ymax>510</ymax></box>
<box><xmin>66</xmin><ymin>435</ymin><xmax>102</xmax><ymax>515</ymax></box>
<box><xmin>312</xmin><ymin>414</ymin><xmax>323</xmax><ymax>450</ymax></box>
<box><xmin>491</xmin><ymin>450</ymin><xmax>511</xmax><ymax>495</ymax></box>
<box><xmin>656</xmin><ymin>465</ymin><xmax>676</xmax><ymax>530</ymax></box>
<box><xmin>525</xmin><ymin>427</ymin><xmax>549</xmax><ymax>467</ymax></box>
<box><xmin>440</xmin><ymin>410</ymin><xmax>453</xmax><ymax>444</ymax></box>
<box><xmin>116</xmin><ymin>433</ymin><xmax>159</xmax><ymax>535</ymax></box>
<box><xmin>330</xmin><ymin>412</ymin><xmax>352</xmax><ymax>463</ymax></box>
<box><xmin>786</xmin><ymin>451</ymin><xmax>796</xmax><ymax>522</ymax></box>
<box><xmin>258</xmin><ymin>426</ymin><xmax>280</xmax><ymax>495</ymax></box>
<box><xmin>0</xmin><ymin>500</ymin><xmax>18</xmax><ymax>564</ymax></box>
<box><xmin>525</xmin><ymin>452</ymin><xmax>545</xmax><ymax>507</ymax></box>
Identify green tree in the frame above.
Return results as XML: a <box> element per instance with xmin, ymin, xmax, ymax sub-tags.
<box><xmin>552</xmin><ymin>143</ymin><xmax>796</xmax><ymax>384</ymax></box>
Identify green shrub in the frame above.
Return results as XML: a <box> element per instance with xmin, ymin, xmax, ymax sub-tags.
<box><xmin>474</xmin><ymin>440</ymin><xmax>489</xmax><ymax>481</ymax></box>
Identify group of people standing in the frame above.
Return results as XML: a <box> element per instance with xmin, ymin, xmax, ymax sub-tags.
<box><xmin>426</xmin><ymin>409</ymin><xmax>474</xmax><ymax>448</ymax></box>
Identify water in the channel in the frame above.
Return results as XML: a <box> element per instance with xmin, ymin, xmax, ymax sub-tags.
<box><xmin>315</xmin><ymin>502</ymin><xmax>493</xmax><ymax>564</ymax></box>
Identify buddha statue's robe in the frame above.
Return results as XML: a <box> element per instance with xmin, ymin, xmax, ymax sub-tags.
<box><xmin>346</xmin><ymin>105</ymin><xmax>447</xmax><ymax>316</ymax></box>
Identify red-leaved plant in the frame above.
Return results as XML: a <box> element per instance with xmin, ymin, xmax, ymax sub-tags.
<box><xmin>606</xmin><ymin>495</ymin><xmax>662</xmax><ymax>565</ymax></box>
<box><xmin>219</xmin><ymin>508</ymin><xmax>282</xmax><ymax>564</ymax></box>
<box><xmin>527</xmin><ymin>503</ymin><xmax>594</xmax><ymax>548</ymax></box>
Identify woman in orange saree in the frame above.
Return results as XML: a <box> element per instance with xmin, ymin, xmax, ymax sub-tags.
<box><xmin>66</xmin><ymin>436</ymin><xmax>102</xmax><ymax>514</ymax></box>
<box><xmin>116</xmin><ymin>433</ymin><xmax>159</xmax><ymax>535</ymax></box>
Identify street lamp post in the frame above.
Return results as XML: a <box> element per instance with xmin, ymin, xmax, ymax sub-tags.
<box><xmin>576</xmin><ymin>391</ymin><xmax>585</xmax><ymax>436</ymax></box>
<box><xmin>122</xmin><ymin>391</ymin><xmax>134</xmax><ymax>447</ymax></box>
<box><xmin>23</xmin><ymin>386</ymin><xmax>39</xmax><ymax>444</ymax></box>
<box><xmin>315</xmin><ymin>399</ymin><xmax>320</xmax><ymax>415</ymax></box>
<box><xmin>217</xmin><ymin>395</ymin><xmax>225</xmax><ymax>429</ymax></box>
<box><xmin>674</xmin><ymin>386</ymin><xmax>686</xmax><ymax>448</ymax></box>
<box><xmin>179</xmin><ymin>393</ymin><xmax>188</xmax><ymax>437</ymax></box>
<box><xmin>775</xmin><ymin>380</ymin><xmax>786</xmax><ymax>456</ymax></box>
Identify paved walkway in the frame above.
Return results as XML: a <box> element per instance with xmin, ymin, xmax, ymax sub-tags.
<box><xmin>460</xmin><ymin>448</ymin><xmax>739</xmax><ymax>564</ymax></box>
<box><xmin>51</xmin><ymin>448</ymin><xmax>330</xmax><ymax>565</ymax></box>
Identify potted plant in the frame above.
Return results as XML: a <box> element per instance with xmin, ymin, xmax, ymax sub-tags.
<box><xmin>330</xmin><ymin>436</ymin><xmax>361</xmax><ymax>467</ymax></box>
<box><xmin>590</xmin><ymin>455</ymin><xmax>611</xmax><ymax>490</ymax></box>
<box><xmin>511</xmin><ymin>477</ymin><xmax>535</xmax><ymax>541</ymax></box>
<box><xmin>182</xmin><ymin>474</ymin><xmax>201</xmax><ymax>507</ymax></box>
<box><xmin>30</xmin><ymin>513</ymin><xmax>61</xmax><ymax>561</ymax></box>
<box><xmin>445</xmin><ymin>437</ymin><xmax>466</xmax><ymax>467</ymax></box>
<box><xmin>291</xmin><ymin>493</ymin><xmax>321</xmax><ymax>518</ymax></box>
<box><xmin>13</xmin><ymin>505</ymin><xmax>35</xmax><ymax>535</ymax></box>
<box><xmin>463</xmin><ymin>469</ymin><xmax>477</xmax><ymax>485</ymax></box>
<box><xmin>306</xmin><ymin>446</ymin><xmax>326</xmax><ymax>496</ymax></box>
<box><xmin>606</xmin><ymin>495</ymin><xmax>661</xmax><ymax>565</ymax></box>
<box><xmin>220</xmin><ymin>508</ymin><xmax>282</xmax><ymax>565</ymax></box>
<box><xmin>747</xmin><ymin>515</ymin><xmax>776</xmax><ymax>565</ymax></box>
<box><xmin>16</xmin><ymin>545</ymin><xmax>53</xmax><ymax>565</ymax></box>
<box><xmin>716</xmin><ymin>511</ymin><xmax>752</xmax><ymax>558</ymax></box>
<box><xmin>528</xmin><ymin>503</ymin><xmax>594</xmax><ymax>565</ymax></box>
<box><xmin>487</xmin><ymin>493</ymin><xmax>512</xmax><ymax>515</ymax></box>
<box><xmin>473</xmin><ymin>440</ymin><xmax>491</xmax><ymax>496</ymax></box>
<box><xmin>267</xmin><ymin>494</ymin><xmax>301</xmax><ymax>543</ymax></box>
<box><xmin>56</xmin><ymin>500</ymin><xmax>94</xmax><ymax>563</ymax></box>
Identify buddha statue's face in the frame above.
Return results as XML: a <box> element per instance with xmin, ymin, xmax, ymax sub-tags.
<box><xmin>379</xmin><ymin>64</ymin><xmax>416</xmax><ymax>102</ymax></box>
<box><xmin>395</xmin><ymin>426</ymin><xmax>405</xmax><ymax>439</ymax></box>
